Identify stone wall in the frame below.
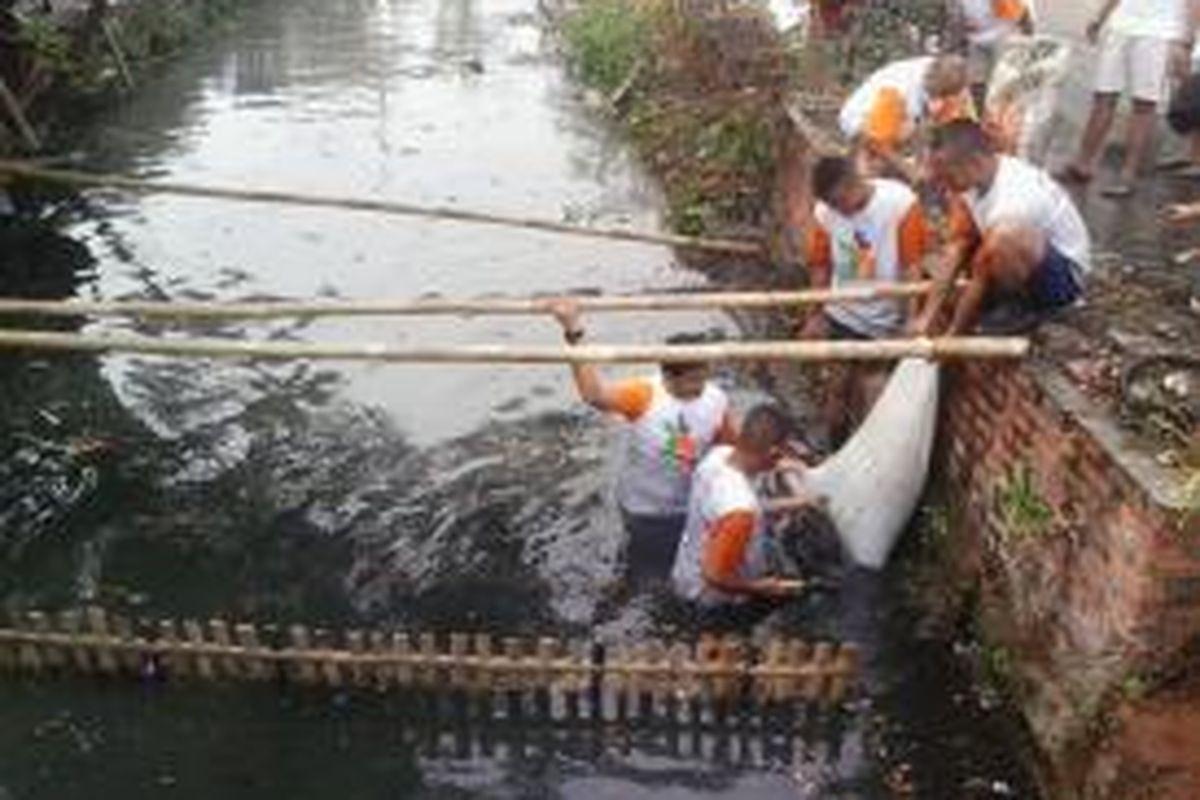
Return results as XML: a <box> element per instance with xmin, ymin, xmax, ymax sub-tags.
<box><xmin>937</xmin><ymin>358</ymin><xmax>1199</xmax><ymax>798</ymax></box>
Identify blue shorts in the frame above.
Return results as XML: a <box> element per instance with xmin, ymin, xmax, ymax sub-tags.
<box><xmin>1029</xmin><ymin>246</ymin><xmax>1084</xmax><ymax>311</ymax></box>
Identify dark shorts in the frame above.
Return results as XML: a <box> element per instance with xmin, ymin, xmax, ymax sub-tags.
<box><xmin>620</xmin><ymin>509</ymin><xmax>686</xmax><ymax>585</ymax></box>
<box><xmin>825</xmin><ymin>315</ymin><xmax>871</xmax><ymax>341</ymax></box>
<box><xmin>1169</xmin><ymin>73</ymin><xmax>1200</xmax><ymax>135</ymax></box>
<box><xmin>1029</xmin><ymin>245</ymin><xmax>1084</xmax><ymax>311</ymax></box>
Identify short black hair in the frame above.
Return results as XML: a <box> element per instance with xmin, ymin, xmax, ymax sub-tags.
<box><xmin>741</xmin><ymin>403</ymin><xmax>792</xmax><ymax>449</ymax></box>
<box><xmin>812</xmin><ymin>156</ymin><xmax>856</xmax><ymax>204</ymax></box>
<box><xmin>929</xmin><ymin>119</ymin><xmax>994</xmax><ymax>159</ymax></box>
<box><xmin>661</xmin><ymin>331</ymin><xmax>710</xmax><ymax>377</ymax></box>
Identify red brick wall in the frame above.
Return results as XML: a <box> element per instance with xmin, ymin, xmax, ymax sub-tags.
<box><xmin>938</xmin><ymin>361</ymin><xmax>1200</xmax><ymax>797</ymax></box>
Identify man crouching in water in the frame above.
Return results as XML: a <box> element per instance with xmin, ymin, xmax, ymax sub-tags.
<box><xmin>671</xmin><ymin>404</ymin><xmax>807</xmax><ymax>629</ymax></box>
<box><xmin>549</xmin><ymin>299</ymin><xmax>736</xmax><ymax>587</ymax></box>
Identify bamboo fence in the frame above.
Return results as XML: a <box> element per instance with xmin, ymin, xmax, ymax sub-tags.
<box><xmin>0</xmin><ymin>160</ymin><xmax>764</xmax><ymax>256</ymax></box>
<box><xmin>0</xmin><ymin>329</ymin><xmax>1030</xmax><ymax>364</ymax></box>
<box><xmin>0</xmin><ymin>282</ymin><xmax>958</xmax><ymax>321</ymax></box>
<box><xmin>0</xmin><ymin>608</ymin><xmax>859</xmax><ymax>712</ymax></box>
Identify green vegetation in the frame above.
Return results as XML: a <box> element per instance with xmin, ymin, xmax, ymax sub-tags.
<box><xmin>560</xmin><ymin>0</ymin><xmax>651</xmax><ymax>94</ymax></box>
<box><xmin>558</xmin><ymin>0</ymin><xmax>784</xmax><ymax>240</ymax></box>
<box><xmin>996</xmin><ymin>465</ymin><xmax>1055</xmax><ymax>541</ymax></box>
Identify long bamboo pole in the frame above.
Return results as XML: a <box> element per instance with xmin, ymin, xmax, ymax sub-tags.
<box><xmin>0</xmin><ymin>160</ymin><xmax>764</xmax><ymax>256</ymax></box>
<box><xmin>0</xmin><ymin>329</ymin><xmax>1029</xmax><ymax>363</ymax></box>
<box><xmin>0</xmin><ymin>282</ymin><xmax>958</xmax><ymax>320</ymax></box>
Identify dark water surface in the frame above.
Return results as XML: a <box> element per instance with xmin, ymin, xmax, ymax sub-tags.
<box><xmin>1</xmin><ymin>0</ymin><xmax>1037</xmax><ymax>797</ymax></box>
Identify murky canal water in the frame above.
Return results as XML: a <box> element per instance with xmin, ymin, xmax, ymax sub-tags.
<box><xmin>1</xmin><ymin>0</ymin><xmax>1038</xmax><ymax>797</ymax></box>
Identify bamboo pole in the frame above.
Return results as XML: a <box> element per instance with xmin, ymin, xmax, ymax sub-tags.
<box><xmin>0</xmin><ymin>282</ymin><xmax>958</xmax><ymax>321</ymax></box>
<box><xmin>0</xmin><ymin>160</ymin><xmax>763</xmax><ymax>256</ymax></box>
<box><xmin>0</xmin><ymin>328</ymin><xmax>1030</xmax><ymax>364</ymax></box>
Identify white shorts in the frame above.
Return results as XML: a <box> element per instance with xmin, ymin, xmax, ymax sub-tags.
<box><xmin>1094</xmin><ymin>31</ymin><xmax>1172</xmax><ymax>104</ymax></box>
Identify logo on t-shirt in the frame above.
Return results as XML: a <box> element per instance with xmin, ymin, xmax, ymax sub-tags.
<box><xmin>832</xmin><ymin>230</ymin><xmax>877</xmax><ymax>282</ymax></box>
<box><xmin>660</xmin><ymin>414</ymin><xmax>698</xmax><ymax>477</ymax></box>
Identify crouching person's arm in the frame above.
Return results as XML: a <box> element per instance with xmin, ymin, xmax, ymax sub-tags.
<box><xmin>702</xmin><ymin>512</ymin><xmax>805</xmax><ymax>599</ymax></box>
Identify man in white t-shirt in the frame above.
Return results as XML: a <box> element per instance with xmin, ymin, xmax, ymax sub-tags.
<box><xmin>670</xmin><ymin>404</ymin><xmax>806</xmax><ymax>627</ymax></box>
<box><xmin>838</xmin><ymin>55</ymin><xmax>974</xmax><ymax>164</ymax></box>
<box><xmin>798</xmin><ymin>155</ymin><xmax>931</xmax><ymax>443</ymax></box>
<box><xmin>548</xmin><ymin>299</ymin><xmax>737</xmax><ymax>587</ymax></box>
<box><xmin>918</xmin><ymin>120</ymin><xmax>1092</xmax><ymax>334</ymax></box>
<box><xmin>1060</xmin><ymin>0</ymin><xmax>1198</xmax><ymax>197</ymax></box>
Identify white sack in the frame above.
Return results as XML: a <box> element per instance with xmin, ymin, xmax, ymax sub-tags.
<box><xmin>797</xmin><ymin>357</ymin><xmax>941</xmax><ymax>569</ymax></box>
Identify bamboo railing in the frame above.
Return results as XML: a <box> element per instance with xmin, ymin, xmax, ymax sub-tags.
<box><xmin>0</xmin><ymin>160</ymin><xmax>764</xmax><ymax>256</ymax></box>
<box><xmin>0</xmin><ymin>283</ymin><xmax>958</xmax><ymax>321</ymax></box>
<box><xmin>0</xmin><ymin>329</ymin><xmax>1030</xmax><ymax>364</ymax></box>
<box><xmin>0</xmin><ymin>609</ymin><xmax>859</xmax><ymax>711</ymax></box>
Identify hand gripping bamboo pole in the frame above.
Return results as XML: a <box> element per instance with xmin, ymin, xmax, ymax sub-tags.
<box><xmin>0</xmin><ymin>160</ymin><xmax>763</xmax><ymax>256</ymax></box>
<box><xmin>0</xmin><ymin>282</ymin><xmax>958</xmax><ymax>321</ymax></box>
<box><xmin>0</xmin><ymin>329</ymin><xmax>1030</xmax><ymax>363</ymax></box>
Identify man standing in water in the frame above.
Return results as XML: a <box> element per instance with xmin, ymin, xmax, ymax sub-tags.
<box><xmin>671</xmin><ymin>404</ymin><xmax>806</xmax><ymax>627</ymax></box>
<box><xmin>549</xmin><ymin>299</ymin><xmax>736</xmax><ymax>586</ymax></box>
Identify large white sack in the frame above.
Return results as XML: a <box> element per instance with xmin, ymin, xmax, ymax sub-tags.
<box><xmin>800</xmin><ymin>358</ymin><xmax>940</xmax><ymax>569</ymax></box>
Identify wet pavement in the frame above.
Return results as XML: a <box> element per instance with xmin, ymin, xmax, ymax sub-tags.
<box><xmin>1</xmin><ymin>0</ymin><xmax>1040</xmax><ymax>797</ymax></box>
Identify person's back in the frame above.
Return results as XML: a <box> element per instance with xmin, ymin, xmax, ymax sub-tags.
<box><xmin>839</xmin><ymin>57</ymin><xmax>933</xmax><ymax>148</ymax></box>
<box><xmin>669</xmin><ymin>405</ymin><xmax>806</xmax><ymax>629</ymax></box>
<box><xmin>671</xmin><ymin>445</ymin><xmax>765</xmax><ymax>606</ymax></box>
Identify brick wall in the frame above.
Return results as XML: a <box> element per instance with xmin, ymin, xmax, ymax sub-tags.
<box><xmin>938</xmin><ymin>360</ymin><xmax>1200</xmax><ymax>797</ymax></box>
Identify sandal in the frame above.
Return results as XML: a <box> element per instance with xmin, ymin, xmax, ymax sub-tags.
<box><xmin>1157</xmin><ymin>156</ymin><xmax>1194</xmax><ymax>172</ymax></box>
<box><xmin>1100</xmin><ymin>181</ymin><xmax>1134</xmax><ymax>198</ymax></box>
<box><xmin>1055</xmin><ymin>164</ymin><xmax>1094</xmax><ymax>184</ymax></box>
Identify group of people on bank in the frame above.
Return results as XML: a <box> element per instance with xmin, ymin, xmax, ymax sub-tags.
<box><xmin>547</xmin><ymin>0</ymin><xmax>1200</xmax><ymax>626</ymax></box>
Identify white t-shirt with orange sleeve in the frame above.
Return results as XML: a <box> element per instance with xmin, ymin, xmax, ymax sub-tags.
<box><xmin>609</xmin><ymin>375</ymin><xmax>732</xmax><ymax>518</ymax></box>
<box><xmin>806</xmin><ymin>178</ymin><xmax>929</xmax><ymax>337</ymax></box>
<box><xmin>670</xmin><ymin>445</ymin><xmax>770</xmax><ymax>606</ymax></box>
<box><xmin>961</xmin><ymin>0</ymin><xmax>1034</xmax><ymax>46</ymax></box>
<box><xmin>839</xmin><ymin>57</ymin><xmax>933</xmax><ymax>151</ymax></box>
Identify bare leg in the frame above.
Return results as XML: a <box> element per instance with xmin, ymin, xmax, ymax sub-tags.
<box><xmin>1063</xmin><ymin>93</ymin><xmax>1120</xmax><ymax>180</ymax></box>
<box><xmin>948</xmin><ymin>224</ymin><xmax>1044</xmax><ymax>333</ymax></box>
<box><xmin>1117</xmin><ymin>99</ymin><xmax>1159</xmax><ymax>186</ymax></box>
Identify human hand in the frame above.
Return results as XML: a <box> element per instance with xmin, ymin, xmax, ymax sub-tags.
<box><xmin>761</xmin><ymin>578</ymin><xmax>807</xmax><ymax>598</ymax></box>
<box><xmin>1163</xmin><ymin>202</ymin><xmax>1200</xmax><ymax>226</ymax></box>
<box><xmin>546</xmin><ymin>297</ymin><xmax>582</xmax><ymax>333</ymax></box>
<box><xmin>798</xmin><ymin>313</ymin><xmax>828</xmax><ymax>340</ymax></box>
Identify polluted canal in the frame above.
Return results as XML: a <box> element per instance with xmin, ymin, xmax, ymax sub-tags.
<box><xmin>1</xmin><ymin>0</ymin><xmax>1037</xmax><ymax>797</ymax></box>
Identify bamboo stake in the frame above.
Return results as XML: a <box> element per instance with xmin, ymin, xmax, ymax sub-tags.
<box><xmin>101</xmin><ymin>19</ymin><xmax>135</xmax><ymax>91</ymax></box>
<box><xmin>0</xmin><ymin>328</ymin><xmax>1030</xmax><ymax>364</ymax></box>
<box><xmin>0</xmin><ymin>78</ymin><xmax>40</xmax><ymax>152</ymax></box>
<box><xmin>0</xmin><ymin>160</ymin><xmax>763</xmax><ymax>256</ymax></box>
<box><xmin>0</xmin><ymin>282</ymin><xmax>958</xmax><ymax>321</ymax></box>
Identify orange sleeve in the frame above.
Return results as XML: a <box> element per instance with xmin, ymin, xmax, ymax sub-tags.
<box><xmin>897</xmin><ymin>203</ymin><xmax>930</xmax><ymax>276</ymax></box>
<box><xmin>804</xmin><ymin>225</ymin><xmax>832</xmax><ymax>275</ymax></box>
<box><xmin>947</xmin><ymin>196</ymin><xmax>980</xmax><ymax>250</ymax></box>
<box><xmin>863</xmin><ymin>87</ymin><xmax>908</xmax><ymax>152</ymax></box>
<box><xmin>992</xmin><ymin>0</ymin><xmax>1026</xmax><ymax>22</ymax></box>
<box><xmin>703</xmin><ymin>511</ymin><xmax>757</xmax><ymax>583</ymax></box>
<box><xmin>608</xmin><ymin>379</ymin><xmax>654</xmax><ymax>422</ymax></box>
